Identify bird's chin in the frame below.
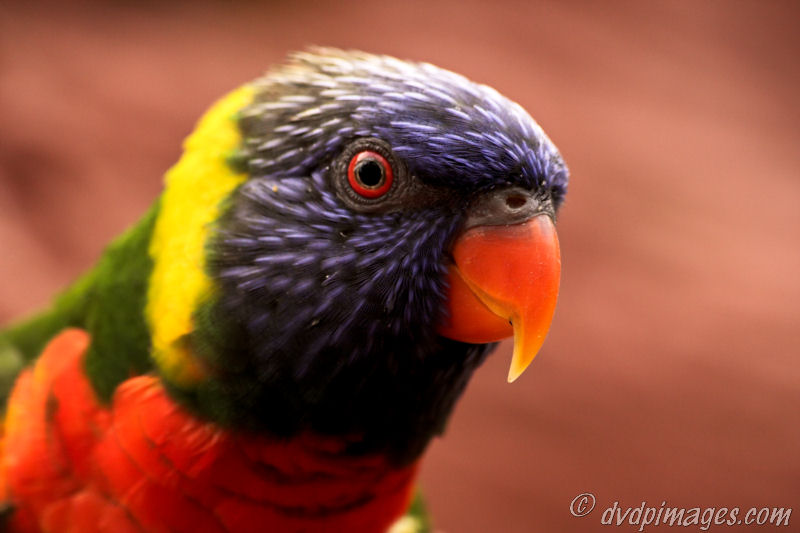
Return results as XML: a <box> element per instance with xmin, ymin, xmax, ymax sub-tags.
<box><xmin>436</xmin><ymin>215</ymin><xmax>561</xmax><ymax>382</ymax></box>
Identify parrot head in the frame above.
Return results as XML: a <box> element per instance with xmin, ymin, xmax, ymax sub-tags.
<box><xmin>168</xmin><ymin>50</ymin><xmax>568</xmax><ymax>463</ymax></box>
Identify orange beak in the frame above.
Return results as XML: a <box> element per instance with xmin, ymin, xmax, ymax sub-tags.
<box><xmin>437</xmin><ymin>214</ymin><xmax>561</xmax><ymax>382</ymax></box>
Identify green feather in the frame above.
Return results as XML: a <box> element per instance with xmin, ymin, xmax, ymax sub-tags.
<box><xmin>0</xmin><ymin>200</ymin><xmax>161</xmax><ymax>403</ymax></box>
<box><xmin>404</xmin><ymin>491</ymin><xmax>432</xmax><ymax>533</ymax></box>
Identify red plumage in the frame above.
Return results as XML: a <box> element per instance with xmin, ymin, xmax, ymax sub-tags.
<box><xmin>1</xmin><ymin>329</ymin><xmax>417</xmax><ymax>532</ymax></box>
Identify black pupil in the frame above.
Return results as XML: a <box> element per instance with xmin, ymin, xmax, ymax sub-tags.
<box><xmin>356</xmin><ymin>159</ymin><xmax>384</xmax><ymax>188</ymax></box>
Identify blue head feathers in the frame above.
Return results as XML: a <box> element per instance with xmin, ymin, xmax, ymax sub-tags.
<box><xmin>184</xmin><ymin>49</ymin><xmax>568</xmax><ymax>463</ymax></box>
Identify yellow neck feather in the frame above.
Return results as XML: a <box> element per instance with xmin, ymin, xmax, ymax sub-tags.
<box><xmin>146</xmin><ymin>85</ymin><xmax>254</xmax><ymax>386</ymax></box>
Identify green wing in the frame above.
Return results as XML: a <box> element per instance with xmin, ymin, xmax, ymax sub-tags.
<box><xmin>0</xmin><ymin>202</ymin><xmax>160</xmax><ymax>405</ymax></box>
<box><xmin>0</xmin><ymin>268</ymin><xmax>95</xmax><ymax>403</ymax></box>
<box><xmin>0</xmin><ymin>336</ymin><xmax>24</xmax><ymax>405</ymax></box>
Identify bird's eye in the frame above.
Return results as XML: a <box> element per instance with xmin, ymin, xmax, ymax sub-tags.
<box><xmin>347</xmin><ymin>151</ymin><xmax>393</xmax><ymax>198</ymax></box>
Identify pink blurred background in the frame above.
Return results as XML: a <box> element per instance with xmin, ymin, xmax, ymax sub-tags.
<box><xmin>1</xmin><ymin>1</ymin><xmax>798</xmax><ymax>531</ymax></box>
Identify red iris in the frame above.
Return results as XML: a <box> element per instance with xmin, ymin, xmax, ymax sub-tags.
<box><xmin>347</xmin><ymin>151</ymin><xmax>393</xmax><ymax>198</ymax></box>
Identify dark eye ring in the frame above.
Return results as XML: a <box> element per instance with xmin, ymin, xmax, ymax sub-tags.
<box><xmin>347</xmin><ymin>151</ymin><xmax>393</xmax><ymax>198</ymax></box>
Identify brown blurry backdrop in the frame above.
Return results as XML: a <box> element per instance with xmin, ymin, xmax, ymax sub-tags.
<box><xmin>1</xmin><ymin>1</ymin><xmax>798</xmax><ymax>531</ymax></box>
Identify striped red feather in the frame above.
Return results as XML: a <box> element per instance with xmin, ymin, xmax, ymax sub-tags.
<box><xmin>0</xmin><ymin>329</ymin><xmax>417</xmax><ymax>532</ymax></box>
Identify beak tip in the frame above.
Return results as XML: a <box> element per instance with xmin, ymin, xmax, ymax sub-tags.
<box><xmin>506</xmin><ymin>358</ymin><xmax>528</xmax><ymax>383</ymax></box>
<box><xmin>507</xmin><ymin>330</ymin><xmax>546</xmax><ymax>384</ymax></box>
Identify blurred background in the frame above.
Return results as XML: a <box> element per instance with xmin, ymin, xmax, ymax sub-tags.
<box><xmin>1</xmin><ymin>1</ymin><xmax>798</xmax><ymax>531</ymax></box>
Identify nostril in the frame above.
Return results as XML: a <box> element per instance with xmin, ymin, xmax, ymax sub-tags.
<box><xmin>505</xmin><ymin>195</ymin><xmax>527</xmax><ymax>210</ymax></box>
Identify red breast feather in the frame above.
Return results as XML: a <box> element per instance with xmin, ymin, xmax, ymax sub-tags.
<box><xmin>0</xmin><ymin>329</ymin><xmax>417</xmax><ymax>533</ymax></box>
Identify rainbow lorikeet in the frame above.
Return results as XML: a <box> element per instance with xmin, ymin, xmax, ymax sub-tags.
<box><xmin>0</xmin><ymin>50</ymin><xmax>567</xmax><ymax>532</ymax></box>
